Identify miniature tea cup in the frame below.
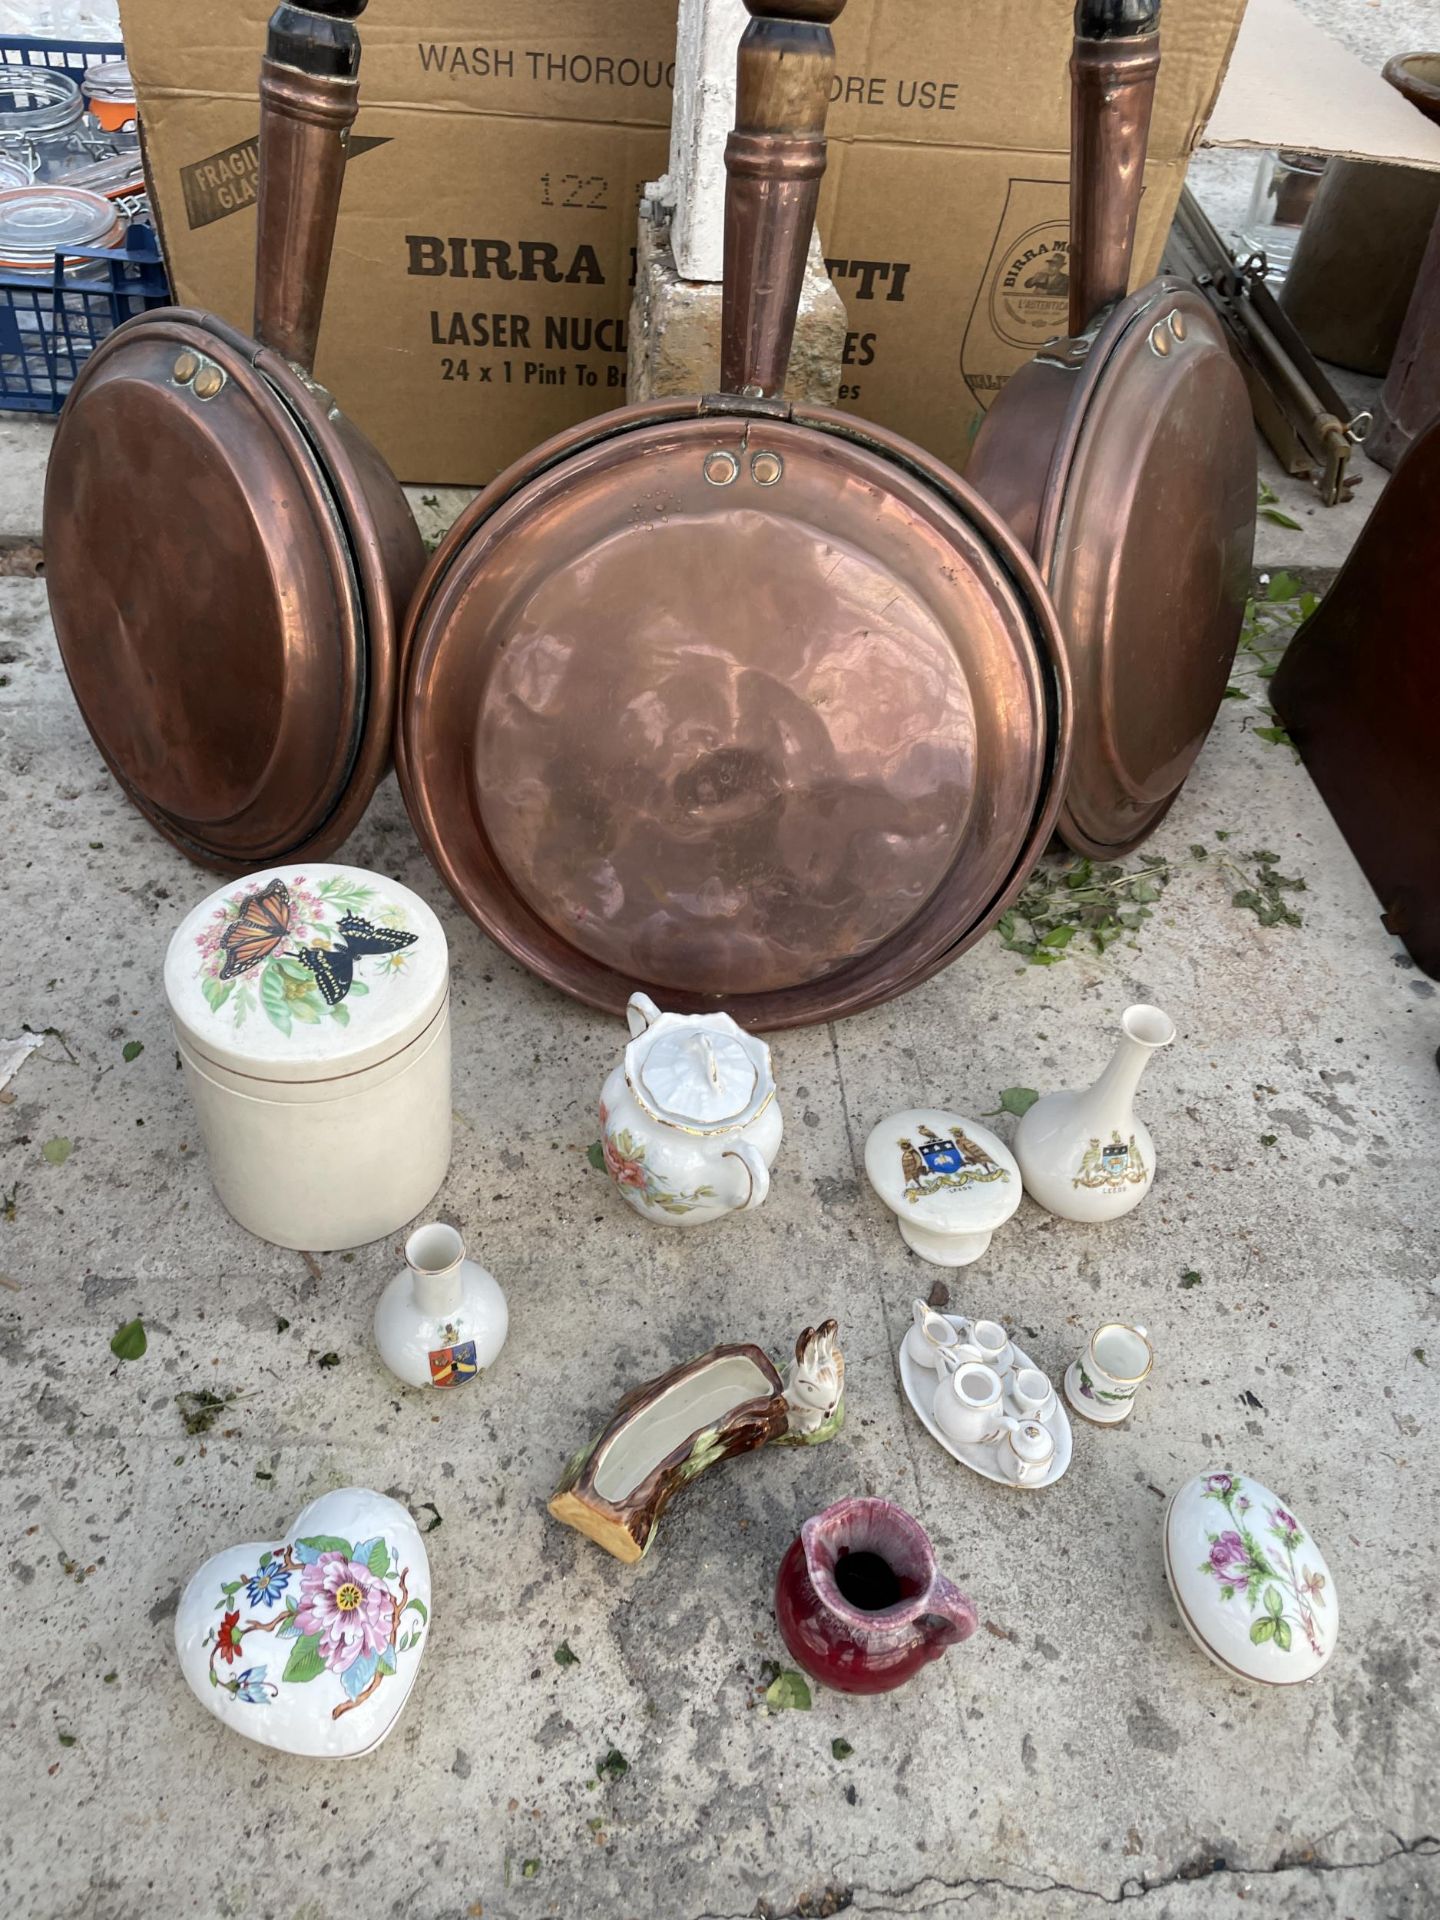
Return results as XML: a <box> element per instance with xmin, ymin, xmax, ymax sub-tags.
<box><xmin>903</xmin><ymin>1300</ymin><xmax>961</xmax><ymax>1372</ymax></box>
<box><xmin>1064</xmin><ymin>1321</ymin><xmax>1154</xmax><ymax>1425</ymax></box>
<box><xmin>996</xmin><ymin>1419</ymin><xmax>1056</xmax><ymax>1485</ymax></box>
<box><xmin>1010</xmin><ymin>1366</ymin><xmax>1056</xmax><ymax>1423</ymax></box>
<box><xmin>966</xmin><ymin>1319</ymin><xmax>1013</xmax><ymax>1373</ymax></box>
<box><xmin>932</xmin><ymin>1358</ymin><xmax>1006</xmax><ymax>1447</ymax></box>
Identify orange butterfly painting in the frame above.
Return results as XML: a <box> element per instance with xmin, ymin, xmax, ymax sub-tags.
<box><xmin>218</xmin><ymin>879</ymin><xmax>294</xmax><ymax>980</ymax></box>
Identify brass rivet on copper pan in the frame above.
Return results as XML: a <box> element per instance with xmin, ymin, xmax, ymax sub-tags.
<box><xmin>192</xmin><ymin>364</ymin><xmax>226</xmax><ymax>399</ymax></box>
<box><xmin>750</xmin><ymin>450</ymin><xmax>783</xmax><ymax>486</ymax></box>
<box><xmin>1149</xmin><ymin>323</ymin><xmax>1172</xmax><ymax>357</ymax></box>
<box><xmin>1169</xmin><ymin>310</ymin><xmax>1187</xmax><ymax>341</ymax></box>
<box><xmin>172</xmin><ymin>351</ymin><xmax>199</xmax><ymax>385</ymax></box>
<box><xmin>703</xmin><ymin>450</ymin><xmax>740</xmax><ymax>486</ymax></box>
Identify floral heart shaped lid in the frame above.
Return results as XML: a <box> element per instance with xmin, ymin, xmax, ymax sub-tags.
<box><xmin>165</xmin><ymin>864</ymin><xmax>448</xmax><ymax>1082</ymax></box>
<box><xmin>1164</xmin><ymin>1470</ymin><xmax>1338</xmax><ymax>1686</ymax></box>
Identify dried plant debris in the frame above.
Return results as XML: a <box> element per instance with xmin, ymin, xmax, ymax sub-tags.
<box><xmin>175</xmin><ymin>1387</ymin><xmax>244</xmax><ymax>1436</ymax></box>
<box><xmin>1225</xmin><ymin>569</ymin><xmax>1317</xmax><ymax>751</ymax></box>
<box><xmin>996</xmin><ymin>838</ymin><xmax>1305</xmax><ymax>967</ymax></box>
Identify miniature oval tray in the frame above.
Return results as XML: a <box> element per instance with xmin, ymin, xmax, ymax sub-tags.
<box><xmin>896</xmin><ymin>1313</ymin><xmax>1073</xmax><ymax>1490</ymax></box>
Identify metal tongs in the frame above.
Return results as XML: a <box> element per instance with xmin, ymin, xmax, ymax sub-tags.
<box><xmin>1168</xmin><ymin>185</ymin><xmax>1372</xmax><ymax>506</ymax></box>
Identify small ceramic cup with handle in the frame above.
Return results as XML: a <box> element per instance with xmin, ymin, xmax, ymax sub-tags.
<box><xmin>903</xmin><ymin>1300</ymin><xmax>962</xmax><ymax>1372</ymax></box>
<box><xmin>996</xmin><ymin>1418</ymin><xmax>1057</xmax><ymax>1485</ymax></box>
<box><xmin>1010</xmin><ymin>1366</ymin><xmax>1056</xmax><ymax>1422</ymax></box>
<box><xmin>932</xmin><ymin>1358</ymin><xmax>1006</xmax><ymax>1447</ymax></box>
<box><xmin>965</xmin><ymin>1319</ymin><xmax>1013</xmax><ymax>1373</ymax></box>
<box><xmin>1064</xmin><ymin>1322</ymin><xmax>1154</xmax><ymax>1425</ymax></box>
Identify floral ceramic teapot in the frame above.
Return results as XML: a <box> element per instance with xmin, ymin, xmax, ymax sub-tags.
<box><xmin>598</xmin><ymin>993</ymin><xmax>783</xmax><ymax>1228</ymax></box>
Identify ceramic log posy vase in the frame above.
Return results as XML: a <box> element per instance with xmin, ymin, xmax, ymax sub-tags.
<box><xmin>175</xmin><ymin>1489</ymin><xmax>431</xmax><ymax>1758</ymax></box>
<box><xmin>775</xmin><ymin>1497</ymin><xmax>977</xmax><ymax>1695</ymax></box>
<box><xmin>1013</xmin><ymin>1004</ymin><xmax>1176</xmax><ymax>1223</ymax></box>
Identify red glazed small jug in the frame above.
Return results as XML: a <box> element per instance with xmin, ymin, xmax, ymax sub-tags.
<box><xmin>775</xmin><ymin>1496</ymin><xmax>978</xmax><ymax>1694</ymax></box>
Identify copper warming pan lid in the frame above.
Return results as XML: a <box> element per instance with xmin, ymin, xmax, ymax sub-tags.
<box><xmin>399</xmin><ymin>0</ymin><xmax>1071</xmax><ymax>1029</ymax></box>
<box><xmin>966</xmin><ymin>0</ymin><xmax>1255</xmax><ymax>859</ymax></box>
<box><xmin>43</xmin><ymin>0</ymin><xmax>423</xmax><ymax>872</ymax></box>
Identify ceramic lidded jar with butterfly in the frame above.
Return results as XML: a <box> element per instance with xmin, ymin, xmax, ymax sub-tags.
<box><xmin>165</xmin><ymin>864</ymin><xmax>450</xmax><ymax>1250</ymax></box>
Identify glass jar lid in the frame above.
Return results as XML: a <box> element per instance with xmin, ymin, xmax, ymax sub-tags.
<box><xmin>0</xmin><ymin>65</ymin><xmax>84</xmax><ymax>138</ymax></box>
<box><xmin>82</xmin><ymin>59</ymin><xmax>135</xmax><ymax>103</ymax></box>
<box><xmin>0</xmin><ymin>153</ymin><xmax>30</xmax><ymax>190</ymax></box>
<box><xmin>56</xmin><ymin>151</ymin><xmax>145</xmax><ymax>199</ymax></box>
<box><xmin>0</xmin><ymin>185</ymin><xmax>122</xmax><ymax>263</ymax></box>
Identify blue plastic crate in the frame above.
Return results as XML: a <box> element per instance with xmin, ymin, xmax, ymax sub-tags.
<box><xmin>0</xmin><ymin>35</ymin><xmax>172</xmax><ymax>414</ymax></box>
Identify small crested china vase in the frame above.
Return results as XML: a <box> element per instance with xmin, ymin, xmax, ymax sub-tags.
<box><xmin>1013</xmin><ymin>1004</ymin><xmax>1176</xmax><ymax>1222</ymax></box>
<box><xmin>174</xmin><ymin>1488</ymin><xmax>431</xmax><ymax>1758</ymax></box>
<box><xmin>374</xmin><ymin>1222</ymin><xmax>508</xmax><ymax>1390</ymax></box>
<box><xmin>598</xmin><ymin>992</ymin><xmax>782</xmax><ymax>1228</ymax></box>
<box><xmin>775</xmin><ymin>1496</ymin><xmax>978</xmax><ymax>1694</ymax></box>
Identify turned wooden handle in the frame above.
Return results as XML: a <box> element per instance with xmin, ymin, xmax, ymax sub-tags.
<box><xmin>253</xmin><ymin>2</ymin><xmax>365</xmax><ymax>371</ymax></box>
<box><xmin>720</xmin><ymin>0</ymin><xmax>847</xmax><ymax>398</ymax></box>
<box><xmin>1067</xmin><ymin>0</ymin><xmax>1161</xmax><ymax>337</ymax></box>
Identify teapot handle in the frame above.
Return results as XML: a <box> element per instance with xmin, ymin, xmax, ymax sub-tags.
<box><xmin>626</xmin><ymin>991</ymin><xmax>662</xmax><ymax>1038</ymax></box>
<box><xmin>920</xmin><ymin>1575</ymin><xmax>979</xmax><ymax>1653</ymax></box>
<box><xmin>722</xmin><ymin>1139</ymin><xmax>770</xmax><ymax>1212</ymax></box>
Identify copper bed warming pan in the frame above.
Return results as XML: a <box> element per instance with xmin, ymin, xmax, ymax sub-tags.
<box><xmin>43</xmin><ymin>0</ymin><xmax>423</xmax><ymax>873</ymax></box>
<box><xmin>966</xmin><ymin>0</ymin><xmax>1255</xmax><ymax>860</ymax></box>
<box><xmin>398</xmin><ymin>0</ymin><xmax>1071</xmax><ymax>1031</ymax></box>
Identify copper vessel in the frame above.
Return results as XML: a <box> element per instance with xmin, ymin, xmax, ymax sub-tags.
<box><xmin>398</xmin><ymin>0</ymin><xmax>1070</xmax><ymax>1030</ymax></box>
<box><xmin>43</xmin><ymin>0</ymin><xmax>423</xmax><ymax>872</ymax></box>
<box><xmin>966</xmin><ymin>0</ymin><xmax>1256</xmax><ymax>859</ymax></box>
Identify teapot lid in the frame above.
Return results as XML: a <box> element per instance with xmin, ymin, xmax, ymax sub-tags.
<box><xmin>626</xmin><ymin>1006</ymin><xmax>774</xmax><ymax>1132</ymax></box>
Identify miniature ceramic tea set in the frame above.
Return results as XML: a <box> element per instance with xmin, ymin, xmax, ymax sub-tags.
<box><xmin>897</xmin><ymin>1304</ymin><xmax>1072</xmax><ymax>1490</ymax></box>
<box><xmin>164</xmin><ymin>862</ymin><xmax>1340</xmax><ymax>1753</ymax></box>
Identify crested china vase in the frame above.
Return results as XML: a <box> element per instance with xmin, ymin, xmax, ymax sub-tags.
<box><xmin>373</xmin><ymin>1223</ymin><xmax>507</xmax><ymax>1390</ymax></box>
<box><xmin>775</xmin><ymin>1497</ymin><xmax>977</xmax><ymax>1694</ymax></box>
<box><xmin>1013</xmin><ymin>1005</ymin><xmax>1175</xmax><ymax>1223</ymax></box>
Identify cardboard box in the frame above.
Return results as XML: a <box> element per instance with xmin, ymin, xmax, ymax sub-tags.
<box><xmin>121</xmin><ymin>0</ymin><xmax>1247</xmax><ymax>484</ymax></box>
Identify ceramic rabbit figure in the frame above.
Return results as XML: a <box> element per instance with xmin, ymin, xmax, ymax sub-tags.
<box><xmin>784</xmin><ymin>1320</ymin><xmax>845</xmax><ymax>1439</ymax></box>
<box><xmin>598</xmin><ymin>992</ymin><xmax>783</xmax><ymax>1228</ymax></box>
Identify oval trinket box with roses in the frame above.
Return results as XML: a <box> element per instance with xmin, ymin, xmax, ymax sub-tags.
<box><xmin>164</xmin><ymin>863</ymin><xmax>450</xmax><ymax>1250</ymax></box>
<box><xmin>1164</xmin><ymin>1470</ymin><xmax>1338</xmax><ymax>1685</ymax></box>
<box><xmin>175</xmin><ymin>1489</ymin><xmax>432</xmax><ymax>1758</ymax></box>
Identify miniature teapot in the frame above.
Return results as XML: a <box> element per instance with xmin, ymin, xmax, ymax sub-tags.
<box><xmin>597</xmin><ymin>993</ymin><xmax>783</xmax><ymax>1228</ymax></box>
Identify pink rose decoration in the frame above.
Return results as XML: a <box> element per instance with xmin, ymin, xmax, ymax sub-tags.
<box><xmin>1207</xmin><ymin>1531</ymin><xmax>1250</xmax><ymax>1587</ymax></box>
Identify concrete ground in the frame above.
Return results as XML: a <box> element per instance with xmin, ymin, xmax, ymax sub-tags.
<box><xmin>1</xmin><ymin>380</ymin><xmax>1439</xmax><ymax>1920</ymax></box>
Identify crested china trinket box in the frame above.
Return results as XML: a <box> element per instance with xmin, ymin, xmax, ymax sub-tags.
<box><xmin>1163</xmin><ymin>1470</ymin><xmax>1337</xmax><ymax>1685</ymax></box>
<box><xmin>164</xmin><ymin>864</ymin><xmax>450</xmax><ymax>1250</ymax></box>
<box><xmin>864</xmin><ymin>1110</ymin><xmax>1021</xmax><ymax>1265</ymax></box>
<box><xmin>174</xmin><ymin>1489</ymin><xmax>431</xmax><ymax>1758</ymax></box>
<box><xmin>597</xmin><ymin>992</ymin><xmax>782</xmax><ymax>1228</ymax></box>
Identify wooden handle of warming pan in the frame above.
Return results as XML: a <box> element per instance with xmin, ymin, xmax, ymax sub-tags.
<box><xmin>253</xmin><ymin>2</ymin><xmax>365</xmax><ymax>373</ymax></box>
<box><xmin>720</xmin><ymin>0</ymin><xmax>847</xmax><ymax>399</ymax></box>
<box><xmin>1067</xmin><ymin>0</ymin><xmax>1161</xmax><ymax>337</ymax></box>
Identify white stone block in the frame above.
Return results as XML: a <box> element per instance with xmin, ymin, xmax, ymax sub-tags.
<box><xmin>664</xmin><ymin>0</ymin><xmax>748</xmax><ymax>283</ymax></box>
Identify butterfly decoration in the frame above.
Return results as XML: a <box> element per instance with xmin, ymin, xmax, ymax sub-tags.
<box><xmin>218</xmin><ymin>879</ymin><xmax>293</xmax><ymax>980</ymax></box>
<box><xmin>289</xmin><ymin>912</ymin><xmax>419</xmax><ymax>1007</ymax></box>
